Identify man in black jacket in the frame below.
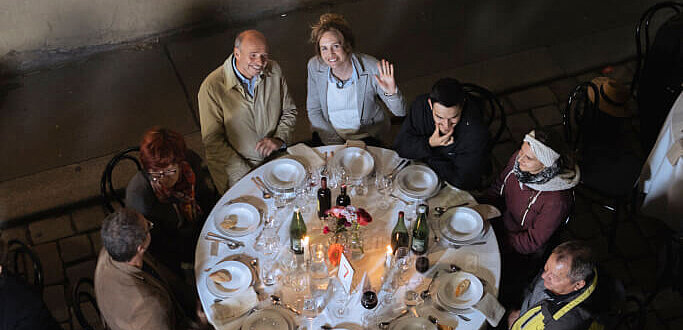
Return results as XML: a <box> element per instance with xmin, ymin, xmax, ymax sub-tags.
<box><xmin>393</xmin><ymin>78</ymin><xmax>489</xmax><ymax>190</ymax></box>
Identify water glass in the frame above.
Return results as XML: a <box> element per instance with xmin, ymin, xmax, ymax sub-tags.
<box><xmin>375</xmin><ymin>175</ymin><xmax>393</xmax><ymax>210</ymax></box>
<box><xmin>260</xmin><ymin>256</ymin><xmax>280</xmax><ymax>286</ymax></box>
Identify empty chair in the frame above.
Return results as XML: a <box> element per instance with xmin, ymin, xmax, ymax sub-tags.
<box><xmin>7</xmin><ymin>239</ymin><xmax>43</xmax><ymax>292</ymax></box>
<box><xmin>72</xmin><ymin>277</ymin><xmax>103</xmax><ymax>330</ymax></box>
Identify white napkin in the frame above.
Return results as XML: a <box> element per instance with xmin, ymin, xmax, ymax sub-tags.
<box><xmin>472</xmin><ymin>292</ymin><xmax>505</xmax><ymax>327</ymax></box>
<box><xmin>211</xmin><ymin>287</ymin><xmax>258</xmax><ymax>327</ymax></box>
<box><xmin>287</xmin><ymin>143</ymin><xmax>325</xmax><ymax>169</ymax></box>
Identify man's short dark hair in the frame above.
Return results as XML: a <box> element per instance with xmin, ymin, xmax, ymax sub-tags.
<box><xmin>101</xmin><ymin>208</ymin><xmax>147</xmax><ymax>262</ymax></box>
<box><xmin>429</xmin><ymin>78</ymin><xmax>466</xmax><ymax>108</ymax></box>
<box><xmin>552</xmin><ymin>240</ymin><xmax>595</xmax><ymax>283</ymax></box>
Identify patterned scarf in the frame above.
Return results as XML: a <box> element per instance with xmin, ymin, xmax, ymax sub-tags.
<box><xmin>150</xmin><ymin>161</ymin><xmax>201</xmax><ymax>223</ymax></box>
<box><xmin>513</xmin><ymin>156</ymin><xmax>562</xmax><ymax>185</ymax></box>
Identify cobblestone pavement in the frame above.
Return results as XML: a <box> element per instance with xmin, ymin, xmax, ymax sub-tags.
<box><xmin>2</xmin><ymin>60</ymin><xmax>682</xmax><ymax>329</ymax></box>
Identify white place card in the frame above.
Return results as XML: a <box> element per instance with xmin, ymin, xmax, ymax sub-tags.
<box><xmin>338</xmin><ymin>253</ymin><xmax>355</xmax><ymax>294</ymax></box>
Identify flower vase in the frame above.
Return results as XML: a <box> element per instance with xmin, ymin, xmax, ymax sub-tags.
<box><xmin>346</xmin><ymin>224</ymin><xmax>365</xmax><ymax>260</ymax></box>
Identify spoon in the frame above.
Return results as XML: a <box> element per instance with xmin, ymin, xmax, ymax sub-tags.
<box><xmin>379</xmin><ymin>309</ymin><xmax>408</xmax><ymax>329</ymax></box>
<box><xmin>270</xmin><ymin>295</ymin><xmax>301</xmax><ymax>315</ymax></box>
<box><xmin>434</xmin><ymin>202</ymin><xmax>469</xmax><ymax>217</ymax></box>
<box><xmin>428</xmin><ymin>315</ymin><xmax>454</xmax><ymax>330</ymax></box>
<box><xmin>251</xmin><ymin>177</ymin><xmax>272</xmax><ymax>199</ymax></box>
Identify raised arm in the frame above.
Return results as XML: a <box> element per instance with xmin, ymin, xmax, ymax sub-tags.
<box><xmin>374</xmin><ymin>59</ymin><xmax>407</xmax><ymax>117</ymax></box>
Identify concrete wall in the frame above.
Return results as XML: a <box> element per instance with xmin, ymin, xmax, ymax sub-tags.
<box><xmin>0</xmin><ymin>0</ymin><xmax>320</xmax><ymax>57</ymax></box>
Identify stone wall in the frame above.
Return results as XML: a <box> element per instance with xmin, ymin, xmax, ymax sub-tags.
<box><xmin>0</xmin><ymin>0</ymin><xmax>320</xmax><ymax>58</ymax></box>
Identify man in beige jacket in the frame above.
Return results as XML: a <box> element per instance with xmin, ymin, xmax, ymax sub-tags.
<box><xmin>198</xmin><ymin>30</ymin><xmax>297</xmax><ymax>193</ymax></box>
<box><xmin>94</xmin><ymin>208</ymin><xmax>196</xmax><ymax>330</ymax></box>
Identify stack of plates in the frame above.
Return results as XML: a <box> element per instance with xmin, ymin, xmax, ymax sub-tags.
<box><xmin>438</xmin><ymin>207</ymin><xmax>485</xmax><ymax>244</ymax></box>
<box><xmin>213</xmin><ymin>202</ymin><xmax>261</xmax><ymax>237</ymax></box>
<box><xmin>396</xmin><ymin>165</ymin><xmax>440</xmax><ymax>199</ymax></box>
<box><xmin>241</xmin><ymin>308</ymin><xmax>295</xmax><ymax>330</ymax></box>
<box><xmin>332</xmin><ymin>147</ymin><xmax>375</xmax><ymax>180</ymax></box>
<box><xmin>205</xmin><ymin>260</ymin><xmax>253</xmax><ymax>299</ymax></box>
<box><xmin>261</xmin><ymin>158</ymin><xmax>307</xmax><ymax>198</ymax></box>
<box><xmin>389</xmin><ymin>317</ymin><xmax>436</xmax><ymax>330</ymax></box>
<box><xmin>434</xmin><ymin>272</ymin><xmax>484</xmax><ymax>311</ymax></box>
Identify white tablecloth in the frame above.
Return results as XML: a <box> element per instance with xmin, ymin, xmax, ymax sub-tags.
<box><xmin>640</xmin><ymin>92</ymin><xmax>683</xmax><ymax>232</ymax></box>
<box><xmin>195</xmin><ymin>145</ymin><xmax>501</xmax><ymax>329</ymax></box>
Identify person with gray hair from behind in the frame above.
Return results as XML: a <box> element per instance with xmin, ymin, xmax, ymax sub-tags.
<box><xmin>198</xmin><ymin>29</ymin><xmax>297</xmax><ymax>193</ymax></box>
<box><xmin>507</xmin><ymin>240</ymin><xmax>603</xmax><ymax>330</ymax></box>
<box><xmin>0</xmin><ymin>235</ymin><xmax>60</xmax><ymax>329</ymax></box>
<box><xmin>94</xmin><ymin>208</ymin><xmax>200</xmax><ymax>330</ymax></box>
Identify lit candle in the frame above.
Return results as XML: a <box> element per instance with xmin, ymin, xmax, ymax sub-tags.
<box><xmin>385</xmin><ymin>245</ymin><xmax>393</xmax><ymax>268</ymax></box>
<box><xmin>303</xmin><ymin>236</ymin><xmax>310</xmax><ymax>264</ymax></box>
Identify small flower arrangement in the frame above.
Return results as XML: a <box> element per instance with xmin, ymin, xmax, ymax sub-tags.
<box><xmin>323</xmin><ymin>206</ymin><xmax>372</xmax><ymax>266</ymax></box>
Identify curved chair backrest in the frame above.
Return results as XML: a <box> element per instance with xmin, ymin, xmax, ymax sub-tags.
<box><xmin>7</xmin><ymin>240</ymin><xmax>43</xmax><ymax>292</ymax></box>
<box><xmin>72</xmin><ymin>277</ymin><xmax>102</xmax><ymax>330</ymax></box>
<box><xmin>562</xmin><ymin>82</ymin><xmax>600</xmax><ymax>152</ymax></box>
<box><xmin>462</xmin><ymin>83</ymin><xmax>507</xmax><ymax>149</ymax></box>
<box><xmin>100</xmin><ymin>146</ymin><xmax>142</xmax><ymax>213</ymax></box>
<box><xmin>632</xmin><ymin>2</ymin><xmax>683</xmax><ymax>97</ymax></box>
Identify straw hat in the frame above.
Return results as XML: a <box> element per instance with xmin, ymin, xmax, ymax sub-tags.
<box><xmin>587</xmin><ymin>77</ymin><xmax>632</xmax><ymax>117</ymax></box>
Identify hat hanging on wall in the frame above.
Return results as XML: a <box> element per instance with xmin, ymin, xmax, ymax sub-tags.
<box><xmin>587</xmin><ymin>77</ymin><xmax>632</xmax><ymax>118</ymax></box>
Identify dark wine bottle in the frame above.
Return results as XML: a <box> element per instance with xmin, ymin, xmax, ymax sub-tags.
<box><xmin>411</xmin><ymin>204</ymin><xmax>429</xmax><ymax>255</ymax></box>
<box><xmin>390</xmin><ymin>211</ymin><xmax>409</xmax><ymax>253</ymax></box>
<box><xmin>289</xmin><ymin>207</ymin><xmax>307</xmax><ymax>254</ymax></box>
<box><xmin>336</xmin><ymin>184</ymin><xmax>351</xmax><ymax>207</ymax></box>
<box><xmin>317</xmin><ymin>177</ymin><xmax>331</xmax><ymax>219</ymax></box>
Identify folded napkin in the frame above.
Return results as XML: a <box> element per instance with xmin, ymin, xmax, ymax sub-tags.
<box><xmin>472</xmin><ymin>292</ymin><xmax>505</xmax><ymax>327</ymax></box>
<box><xmin>666</xmin><ymin>139</ymin><xmax>682</xmax><ymax>165</ymax></box>
<box><xmin>287</xmin><ymin>143</ymin><xmax>325</xmax><ymax>169</ymax></box>
<box><xmin>211</xmin><ymin>287</ymin><xmax>258</xmax><ymax>326</ymax></box>
<box><xmin>345</xmin><ymin>140</ymin><xmax>366</xmax><ymax>149</ymax></box>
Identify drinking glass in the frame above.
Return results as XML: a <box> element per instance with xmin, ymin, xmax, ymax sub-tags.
<box><xmin>260</xmin><ymin>256</ymin><xmax>281</xmax><ymax>286</ymax></box>
<box><xmin>375</xmin><ymin>175</ymin><xmax>393</xmax><ymax>210</ymax></box>
<box><xmin>329</xmin><ymin>277</ymin><xmax>349</xmax><ymax>318</ymax></box>
<box><xmin>393</xmin><ymin>247</ymin><xmax>412</xmax><ymax>284</ymax></box>
<box><xmin>309</xmin><ymin>244</ymin><xmax>330</xmax><ymax>292</ymax></box>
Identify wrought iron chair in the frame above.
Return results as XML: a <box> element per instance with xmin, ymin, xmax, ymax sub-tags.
<box><xmin>562</xmin><ymin>82</ymin><xmax>642</xmax><ymax>252</ymax></box>
<box><xmin>463</xmin><ymin>83</ymin><xmax>507</xmax><ymax>150</ymax></box>
<box><xmin>7</xmin><ymin>240</ymin><xmax>44</xmax><ymax>292</ymax></box>
<box><xmin>72</xmin><ymin>277</ymin><xmax>102</xmax><ymax>330</ymax></box>
<box><xmin>100</xmin><ymin>146</ymin><xmax>142</xmax><ymax>213</ymax></box>
<box><xmin>631</xmin><ymin>1</ymin><xmax>682</xmax><ymax>98</ymax></box>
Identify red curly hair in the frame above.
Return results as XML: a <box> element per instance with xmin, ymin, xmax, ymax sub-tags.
<box><xmin>139</xmin><ymin>127</ymin><xmax>187</xmax><ymax>171</ymax></box>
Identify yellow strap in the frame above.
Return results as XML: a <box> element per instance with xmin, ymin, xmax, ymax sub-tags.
<box><xmin>553</xmin><ymin>268</ymin><xmax>598</xmax><ymax>320</ymax></box>
<box><xmin>512</xmin><ymin>306</ymin><xmax>545</xmax><ymax>330</ymax></box>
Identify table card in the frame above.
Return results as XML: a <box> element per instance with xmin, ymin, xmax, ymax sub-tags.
<box><xmin>338</xmin><ymin>253</ymin><xmax>355</xmax><ymax>293</ymax></box>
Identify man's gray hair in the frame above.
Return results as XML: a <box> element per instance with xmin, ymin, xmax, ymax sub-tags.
<box><xmin>552</xmin><ymin>240</ymin><xmax>595</xmax><ymax>283</ymax></box>
<box><xmin>101</xmin><ymin>208</ymin><xmax>147</xmax><ymax>262</ymax></box>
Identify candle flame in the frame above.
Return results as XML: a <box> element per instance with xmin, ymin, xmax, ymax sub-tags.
<box><xmin>386</xmin><ymin>245</ymin><xmax>392</xmax><ymax>254</ymax></box>
<box><xmin>303</xmin><ymin>236</ymin><xmax>310</xmax><ymax>245</ymax></box>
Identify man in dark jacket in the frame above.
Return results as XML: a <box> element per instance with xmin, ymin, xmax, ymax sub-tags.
<box><xmin>393</xmin><ymin>78</ymin><xmax>489</xmax><ymax>190</ymax></box>
<box><xmin>508</xmin><ymin>241</ymin><xmax>603</xmax><ymax>330</ymax></box>
<box><xmin>0</xmin><ymin>237</ymin><xmax>60</xmax><ymax>330</ymax></box>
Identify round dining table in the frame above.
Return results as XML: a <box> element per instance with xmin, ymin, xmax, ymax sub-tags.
<box><xmin>195</xmin><ymin>145</ymin><xmax>502</xmax><ymax>330</ymax></box>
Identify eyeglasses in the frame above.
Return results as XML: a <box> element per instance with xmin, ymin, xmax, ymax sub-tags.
<box><xmin>146</xmin><ymin>168</ymin><xmax>178</xmax><ymax>181</ymax></box>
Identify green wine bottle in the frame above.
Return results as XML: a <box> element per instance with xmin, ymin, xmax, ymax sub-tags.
<box><xmin>390</xmin><ymin>211</ymin><xmax>409</xmax><ymax>253</ymax></box>
<box><xmin>290</xmin><ymin>206</ymin><xmax>307</xmax><ymax>254</ymax></box>
<box><xmin>411</xmin><ymin>204</ymin><xmax>429</xmax><ymax>255</ymax></box>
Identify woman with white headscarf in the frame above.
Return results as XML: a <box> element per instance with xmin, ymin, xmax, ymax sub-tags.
<box><xmin>485</xmin><ymin>127</ymin><xmax>580</xmax><ymax>256</ymax></box>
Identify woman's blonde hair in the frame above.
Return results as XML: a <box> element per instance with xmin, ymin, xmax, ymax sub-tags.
<box><xmin>310</xmin><ymin>13</ymin><xmax>355</xmax><ymax>57</ymax></box>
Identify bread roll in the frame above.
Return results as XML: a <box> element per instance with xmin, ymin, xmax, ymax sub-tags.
<box><xmin>454</xmin><ymin>279</ymin><xmax>471</xmax><ymax>297</ymax></box>
<box><xmin>220</xmin><ymin>215</ymin><xmax>238</xmax><ymax>230</ymax></box>
<box><xmin>209</xmin><ymin>269</ymin><xmax>232</xmax><ymax>283</ymax></box>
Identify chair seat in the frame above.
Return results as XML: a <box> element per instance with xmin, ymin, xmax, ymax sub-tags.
<box><xmin>580</xmin><ymin>148</ymin><xmax>642</xmax><ymax>198</ymax></box>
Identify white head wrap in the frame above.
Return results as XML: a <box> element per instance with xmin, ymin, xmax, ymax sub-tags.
<box><xmin>523</xmin><ymin>130</ymin><xmax>560</xmax><ymax>167</ymax></box>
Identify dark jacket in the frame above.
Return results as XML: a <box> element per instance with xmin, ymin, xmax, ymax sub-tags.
<box><xmin>0</xmin><ymin>274</ymin><xmax>60</xmax><ymax>330</ymax></box>
<box><xmin>393</xmin><ymin>94</ymin><xmax>489</xmax><ymax>190</ymax></box>
<box><xmin>125</xmin><ymin>150</ymin><xmax>219</xmax><ymax>273</ymax></box>
<box><xmin>513</xmin><ymin>269</ymin><xmax>603</xmax><ymax>330</ymax></box>
<box><xmin>485</xmin><ymin>151</ymin><xmax>574</xmax><ymax>255</ymax></box>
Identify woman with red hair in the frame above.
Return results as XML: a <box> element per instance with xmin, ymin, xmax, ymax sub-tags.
<box><xmin>125</xmin><ymin>127</ymin><xmax>218</xmax><ymax>276</ymax></box>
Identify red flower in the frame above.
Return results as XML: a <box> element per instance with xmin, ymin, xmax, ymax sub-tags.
<box><xmin>326</xmin><ymin>206</ymin><xmax>346</xmax><ymax>218</ymax></box>
<box><xmin>328</xmin><ymin>243</ymin><xmax>344</xmax><ymax>266</ymax></box>
<box><xmin>356</xmin><ymin>208</ymin><xmax>373</xmax><ymax>226</ymax></box>
<box><xmin>322</xmin><ymin>226</ymin><xmax>330</xmax><ymax>234</ymax></box>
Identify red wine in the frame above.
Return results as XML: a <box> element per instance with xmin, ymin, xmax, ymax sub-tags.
<box><xmin>336</xmin><ymin>185</ymin><xmax>351</xmax><ymax>206</ymax></box>
<box><xmin>317</xmin><ymin>177</ymin><xmax>331</xmax><ymax>219</ymax></box>
<box><xmin>361</xmin><ymin>291</ymin><xmax>378</xmax><ymax>309</ymax></box>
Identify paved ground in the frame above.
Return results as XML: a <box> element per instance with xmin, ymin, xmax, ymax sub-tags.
<box><xmin>1</xmin><ymin>0</ymin><xmax>682</xmax><ymax>329</ymax></box>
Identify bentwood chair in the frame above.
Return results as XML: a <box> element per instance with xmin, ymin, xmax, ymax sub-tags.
<box><xmin>631</xmin><ymin>1</ymin><xmax>682</xmax><ymax>98</ymax></box>
<box><xmin>72</xmin><ymin>277</ymin><xmax>103</xmax><ymax>330</ymax></box>
<box><xmin>463</xmin><ymin>83</ymin><xmax>507</xmax><ymax>150</ymax></box>
<box><xmin>7</xmin><ymin>240</ymin><xmax>44</xmax><ymax>292</ymax></box>
<box><xmin>100</xmin><ymin>146</ymin><xmax>142</xmax><ymax>213</ymax></box>
<box><xmin>562</xmin><ymin>83</ymin><xmax>642</xmax><ymax>252</ymax></box>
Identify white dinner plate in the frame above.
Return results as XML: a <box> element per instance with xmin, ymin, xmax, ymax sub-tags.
<box><xmin>396</xmin><ymin>165</ymin><xmax>439</xmax><ymax>199</ymax></box>
<box><xmin>333</xmin><ymin>147</ymin><xmax>375</xmax><ymax>179</ymax></box>
<box><xmin>436</xmin><ymin>272</ymin><xmax>484</xmax><ymax>310</ymax></box>
<box><xmin>241</xmin><ymin>308</ymin><xmax>293</xmax><ymax>330</ymax></box>
<box><xmin>440</xmin><ymin>207</ymin><xmax>484</xmax><ymax>242</ymax></box>
<box><xmin>213</xmin><ymin>202</ymin><xmax>261</xmax><ymax>237</ymax></box>
<box><xmin>262</xmin><ymin>158</ymin><xmax>306</xmax><ymax>190</ymax></box>
<box><xmin>205</xmin><ymin>260</ymin><xmax>252</xmax><ymax>299</ymax></box>
<box><xmin>389</xmin><ymin>316</ymin><xmax>437</xmax><ymax>330</ymax></box>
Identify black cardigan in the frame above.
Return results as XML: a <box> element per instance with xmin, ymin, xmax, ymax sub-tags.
<box><xmin>393</xmin><ymin>94</ymin><xmax>489</xmax><ymax>190</ymax></box>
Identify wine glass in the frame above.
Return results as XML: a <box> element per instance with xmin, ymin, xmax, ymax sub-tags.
<box><xmin>393</xmin><ymin>247</ymin><xmax>412</xmax><ymax>284</ymax></box>
<box><xmin>260</xmin><ymin>255</ymin><xmax>280</xmax><ymax>286</ymax></box>
<box><xmin>375</xmin><ymin>175</ymin><xmax>393</xmax><ymax>210</ymax></box>
<box><xmin>329</xmin><ymin>277</ymin><xmax>349</xmax><ymax>318</ymax></box>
